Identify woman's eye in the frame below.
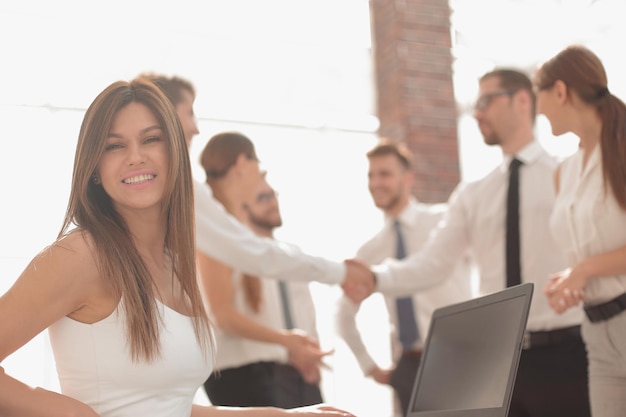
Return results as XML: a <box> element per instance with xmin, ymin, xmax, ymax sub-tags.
<box><xmin>104</xmin><ymin>143</ymin><xmax>123</xmax><ymax>151</ymax></box>
<box><xmin>144</xmin><ymin>136</ymin><xmax>162</xmax><ymax>144</ymax></box>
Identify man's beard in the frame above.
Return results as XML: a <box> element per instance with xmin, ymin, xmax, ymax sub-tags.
<box><xmin>481</xmin><ymin>126</ymin><xmax>501</xmax><ymax>146</ymax></box>
<box><xmin>376</xmin><ymin>191</ymin><xmax>403</xmax><ymax>212</ymax></box>
<box><xmin>247</xmin><ymin>212</ymin><xmax>282</xmax><ymax>232</ymax></box>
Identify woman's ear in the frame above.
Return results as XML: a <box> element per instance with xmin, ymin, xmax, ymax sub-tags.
<box><xmin>554</xmin><ymin>80</ymin><xmax>568</xmax><ymax>104</ymax></box>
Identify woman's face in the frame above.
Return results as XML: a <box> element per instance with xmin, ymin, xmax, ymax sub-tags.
<box><xmin>96</xmin><ymin>102</ymin><xmax>170</xmax><ymax>216</ymax></box>
<box><xmin>535</xmin><ymin>78</ymin><xmax>569</xmax><ymax>137</ymax></box>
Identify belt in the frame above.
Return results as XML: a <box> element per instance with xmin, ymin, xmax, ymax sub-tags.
<box><xmin>584</xmin><ymin>293</ymin><xmax>626</xmax><ymax>323</ymax></box>
<box><xmin>522</xmin><ymin>325</ymin><xmax>582</xmax><ymax>350</ymax></box>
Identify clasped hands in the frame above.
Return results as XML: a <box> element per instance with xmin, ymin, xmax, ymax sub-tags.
<box><xmin>342</xmin><ymin>259</ymin><xmax>376</xmax><ymax>304</ymax></box>
<box><xmin>544</xmin><ymin>266</ymin><xmax>587</xmax><ymax>314</ymax></box>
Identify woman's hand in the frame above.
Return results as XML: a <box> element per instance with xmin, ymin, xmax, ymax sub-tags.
<box><xmin>195</xmin><ymin>403</ymin><xmax>356</xmax><ymax>416</ymax></box>
<box><xmin>544</xmin><ymin>266</ymin><xmax>587</xmax><ymax>313</ymax></box>
<box><xmin>286</xmin><ymin>403</ymin><xmax>357</xmax><ymax>416</ymax></box>
<box><xmin>283</xmin><ymin>330</ymin><xmax>333</xmax><ymax>384</ymax></box>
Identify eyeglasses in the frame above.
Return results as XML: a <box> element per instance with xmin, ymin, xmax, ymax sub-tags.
<box><xmin>474</xmin><ymin>90</ymin><xmax>517</xmax><ymax>111</ymax></box>
<box><xmin>256</xmin><ymin>190</ymin><xmax>278</xmax><ymax>203</ymax></box>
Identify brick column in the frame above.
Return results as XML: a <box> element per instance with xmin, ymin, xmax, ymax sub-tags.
<box><xmin>370</xmin><ymin>0</ymin><xmax>459</xmax><ymax>203</ymax></box>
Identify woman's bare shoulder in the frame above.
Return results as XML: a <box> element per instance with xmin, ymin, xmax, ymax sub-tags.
<box><xmin>0</xmin><ymin>230</ymin><xmax>105</xmax><ymax>341</ymax></box>
<box><xmin>32</xmin><ymin>229</ymin><xmax>101</xmax><ymax>292</ymax></box>
<box><xmin>54</xmin><ymin>228</ymin><xmax>96</xmax><ymax>256</ymax></box>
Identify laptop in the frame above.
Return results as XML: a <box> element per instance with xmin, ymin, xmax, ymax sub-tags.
<box><xmin>406</xmin><ymin>282</ymin><xmax>534</xmax><ymax>417</ymax></box>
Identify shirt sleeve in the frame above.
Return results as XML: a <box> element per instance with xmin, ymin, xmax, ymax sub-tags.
<box><xmin>373</xmin><ymin>184</ymin><xmax>471</xmax><ymax>295</ymax></box>
<box><xmin>335</xmin><ymin>295</ymin><xmax>378</xmax><ymax>375</ymax></box>
<box><xmin>193</xmin><ymin>180</ymin><xmax>344</xmax><ymax>285</ymax></box>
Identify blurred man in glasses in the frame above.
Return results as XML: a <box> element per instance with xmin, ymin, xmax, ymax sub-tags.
<box><xmin>347</xmin><ymin>69</ymin><xmax>590</xmax><ymax>417</ymax></box>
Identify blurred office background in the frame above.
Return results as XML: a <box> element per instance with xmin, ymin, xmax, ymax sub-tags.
<box><xmin>1</xmin><ymin>1</ymin><xmax>625</xmax><ymax>416</ymax></box>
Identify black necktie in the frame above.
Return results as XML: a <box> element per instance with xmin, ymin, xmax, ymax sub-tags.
<box><xmin>393</xmin><ymin>220</ymin><xmax>419</xmax><ymax>349</ymax></box>
<box><xmin>506</xmin><ymin>158</ymin><xmax>523</xmax><ymax>287</ymax></box>
<box><xmin>278</xmin><ymin>281</ymin><xmax>294</xmax><ymax>329</ymax></box>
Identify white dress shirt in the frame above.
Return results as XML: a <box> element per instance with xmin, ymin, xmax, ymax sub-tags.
<box><xmin>336</xmin><ymin>198</ymin><xmax>474</xmax><ymax>375</ymax></box>
<box><xmin>194</xmin><ymin>180</ymin><xmax>343</xmax><ymax>284</ymax></box>
<box><xmin>373</xmin><ymin>141</ymin><xmax>583</xmax><ymax>331</ymax></box>
<box><xmin>550</xmin><ymin>145</ymin><xmax>626</xmax><ymax>304</ymax></box>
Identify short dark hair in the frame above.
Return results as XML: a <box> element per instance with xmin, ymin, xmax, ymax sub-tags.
<box><xmin>137</xmin><ymin>73</ymin><xmax>196</xmax><ymax>107</ymax></box>
<box><xmin>366</xmin><ymin>138</ymin><xmax>413</xmax><ymax>170</ymax></box>
<box><xmin>480</xmin><ymin>69</ymin><xmax>536</xmax><ymax>120</ymax></box>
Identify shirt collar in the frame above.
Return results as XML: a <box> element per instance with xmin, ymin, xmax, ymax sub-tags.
<box><xmin>385</xmin><ymin>197</ymin><xmax>420</xmax><ymax>228</ymax></box>
<box><xmin>580</xmin><ymin>143</ymin><xmax>601</xmax><ymax>179</ymax></box>
<box><xmin>585</xmin><ymin>143</ymin><xmax>600</xmax><ymax>168</ymax></box>
<box><xmin>501</xmin><ymin>140</ymin><xmax>544</xmax><ymax>172</ymax></box>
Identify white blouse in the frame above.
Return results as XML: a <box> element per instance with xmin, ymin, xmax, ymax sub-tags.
<box><xmin>550</xmin><ymin>145</ymin><xmax>626</xmax><ymax>304</ymax></box>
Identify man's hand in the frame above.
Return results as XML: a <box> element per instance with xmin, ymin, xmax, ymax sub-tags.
<box><xmin>342</xmin><ymin>259</ymin><xmax>375</xmax><ymax>303</ymax></box>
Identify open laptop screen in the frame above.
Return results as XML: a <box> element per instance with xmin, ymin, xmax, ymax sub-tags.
<box><xmin>407</xmin><ymin>283</ymin><xmax>533</xmax><ymax>417</ymax></box>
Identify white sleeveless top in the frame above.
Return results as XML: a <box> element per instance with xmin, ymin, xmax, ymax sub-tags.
<box><xmin>48</xmin><ymin>300</ymin><xmax>212</xmax><ymax>417</ymax></box>
<box><xmin>550</xmin><ymin>146</ymin><xmax>626</xmax><ymax>304</ymax></box>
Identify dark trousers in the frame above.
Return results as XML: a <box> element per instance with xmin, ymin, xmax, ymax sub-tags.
<box><xmin>390</xmin><ymin>352</ymin><xmax>421</xmax><ymax>417</ymax></box>
<box><xmin>204</xmin><ymin>361</ymin><xmax>322</xmax><ymax>408</ymax></box>
<box><xmin>273</xmin><ymin>363</ymin><xmax>323</xmax><ymax>409</ymax></box>
<box><xmin>508</xmin><ymin>337</ymin><xmax>590</xmax><ymax>417</ymax></box>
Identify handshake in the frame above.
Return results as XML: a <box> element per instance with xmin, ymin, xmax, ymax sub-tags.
<box><xmin>341</xmin><ymin>259</ymin><xmax>376</xmax><ymax>303</ymax></box>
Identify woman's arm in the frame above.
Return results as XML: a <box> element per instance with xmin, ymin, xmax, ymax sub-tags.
<box><xmin>196</xmin><ymin>251</ymin><xmax>329</xmax><ymax>376</ymax></box>
<box><xmin>0</xmin><ymin>233</ymin><xmax>104</xmax><ymax>417</ymax></box>
<box><xmin>545</xmin><ymin>244</ymin><xmax>626</xmax><ymax>313</ymax></box>
<box><xmin>576</xmin><ymin>244</ymin><xmax>626</xmax><ymax>279</ymax></box>
<box><xmin>192</xmin><ymin>403</ymin><xmax>355</xmax><ymax>416</ymax></box>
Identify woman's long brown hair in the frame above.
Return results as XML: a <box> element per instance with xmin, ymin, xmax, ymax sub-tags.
<box><xmin>200</xmin><ymin>131</ymin><xmax>263</xmax><ymax>312</ymax></box>
<box><xmin>535</xmin><ymin>45</ymin><xmax>626</xmax><ymax>210</ymax></box>
<box><xmin>59</xmin><ymin>77</ymin><xmax>211</xmax><ymax>361</ymax></box>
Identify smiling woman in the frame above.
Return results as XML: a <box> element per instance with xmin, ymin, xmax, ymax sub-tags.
<box><xmin>98</xmin><ymin>103</ymin><xmax>170</xmax><ymax>214</ymax></box>
<box><xmin>0</xmin><ymin>78</ymin><xmax>211</xmax><ymax>416</ymax></box>
<box><xmin>0</xmin><ymin>1</ymin><xmax>385</xmax><ymax>414</ymax></box>
<box><xmin>0</xmin><ymin>77</ymin><xmax>358</xmax><ymax>417</ymax></box>
<box><xmin>5</xmin><ymin>1</ymin><xmax>618</xmax><ymax>416</ymax></box>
